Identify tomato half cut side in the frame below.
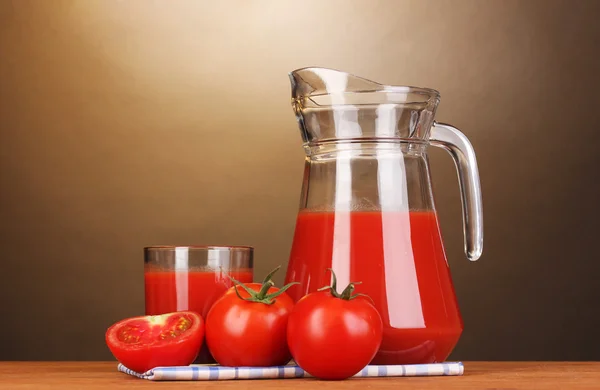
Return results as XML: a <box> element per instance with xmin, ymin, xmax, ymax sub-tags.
<box><xmin>105</xmin><ymin>311</ymin><xmax>204</xmax><ymax>373</ymax></box>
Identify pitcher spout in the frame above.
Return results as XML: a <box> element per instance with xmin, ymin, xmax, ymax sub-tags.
<box><xmin>288</xmin><ymin>67</ymin><xmax>440</xmax><ymax>145</ymax></box>
<box><xmin>289</xmin><ymin>67</ymin><xmax>388</xmax><ymax>101</ymax></box>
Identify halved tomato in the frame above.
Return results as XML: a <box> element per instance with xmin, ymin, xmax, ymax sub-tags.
<box><xmin>105</xmin><ymin>311</ymin><xmax>204</xmax><ymax>373</ymax></box>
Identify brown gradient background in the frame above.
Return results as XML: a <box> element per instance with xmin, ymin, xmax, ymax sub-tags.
<box><xmin>1</xmin><ymin>0</ymin><xmax>599</xmax><ymax>361</ymax></box>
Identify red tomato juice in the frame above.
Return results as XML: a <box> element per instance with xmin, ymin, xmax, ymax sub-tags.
<box><xmin>284</xmin><ymin>210</ymin><xmax>463</xmax><ymax>365</ymax></box>
<box><xmin>144</xmin><ymin>269</ymin><xmax>253</xmax><ymax>364</ymax></box>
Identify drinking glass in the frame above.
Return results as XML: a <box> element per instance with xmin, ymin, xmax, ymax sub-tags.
<box><xmin>144</xmin><ymin>245</ymin><xmax>253</xmax><ymax>363</ymax></box>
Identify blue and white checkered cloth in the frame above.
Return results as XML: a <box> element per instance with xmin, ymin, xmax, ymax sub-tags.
<box><xmin>118</xmin><ymin>362</ymin><xmax>464</xmax><ymax>380</ymax></box>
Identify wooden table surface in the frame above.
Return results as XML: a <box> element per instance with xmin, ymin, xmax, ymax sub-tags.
<box><xmin>0</xmin><ymin>362</ymin><xmax>598</xmax><ymax>389</ymax></box>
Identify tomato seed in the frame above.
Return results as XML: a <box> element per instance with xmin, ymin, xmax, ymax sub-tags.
<box><xmin>177</xmin><ymin>318</ymin><xmax>191</xmax><ymax>331</ymax></box>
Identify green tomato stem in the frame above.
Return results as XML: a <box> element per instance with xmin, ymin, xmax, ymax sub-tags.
<box><xmin>223</xmin><ymin>265</ymin><xmax>298</xmax><ymax>305</ymax></box>
<box><xmin>318</xmin><ymin>268</ymin><xmax>374</xmax><ymax>303</ymax></box>
<box><xmin>256</xmin><ymin>280</ymin><xmax>275</xmax><ymax>300</ymax></box>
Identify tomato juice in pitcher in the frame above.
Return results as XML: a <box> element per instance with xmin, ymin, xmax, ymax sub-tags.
<box><xmin>283</xmin><ymin>68</ymin><xmax>483</xmax><ymax>364</ymax></box>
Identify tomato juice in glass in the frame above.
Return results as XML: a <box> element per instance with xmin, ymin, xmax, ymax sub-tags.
<box><xmin>285</xmin><ymin>210</ymin><xmax>463</xmax><ymax>365</ymax></box>
<box><xmin>144</xmin><ymin>246</ymin><xmax>253</xmax><ymax>364</ymax></box>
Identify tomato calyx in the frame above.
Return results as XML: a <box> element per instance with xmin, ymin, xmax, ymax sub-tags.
<box><xmin>318</xmin><ymin>268</ymin><xmax>373</xmax><ymax>301</ymax></box>
<box><xmin>226</xmin><ymin>265</ymin><xmax>299</xmax><ymax>305</ymax></box>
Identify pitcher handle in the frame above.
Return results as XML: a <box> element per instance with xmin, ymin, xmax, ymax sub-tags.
<box><xmin>430</xmin><ymin>122</ymin><xmax>483</xmax><ymax>261</ymax></box>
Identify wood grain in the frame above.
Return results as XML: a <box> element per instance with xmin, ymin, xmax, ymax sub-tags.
<box><xmin>0</xmin><ymin>362</ymin><xmax>598</xmax><ymax>389</ymax></box>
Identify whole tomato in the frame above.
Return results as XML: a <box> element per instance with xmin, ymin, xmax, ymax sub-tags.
<box><xmin>287</xmin><ymin>269</ymin><xmax>383</xmax><ymax>380</ymax></box>
<box><xmin>205</xmin><ymin>266</ymin><xmax>297</xmax><ymax>367</ymax></box>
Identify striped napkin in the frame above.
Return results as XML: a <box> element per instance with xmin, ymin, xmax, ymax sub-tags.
<box><xmin>118</xmin><ymin>361</ymin><xmax>464</xmax><ymax>380</ymax></box>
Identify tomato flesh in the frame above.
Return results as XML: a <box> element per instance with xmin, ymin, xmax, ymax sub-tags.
<box><xmin>115</xmin><ymin>315</ymin><xmax>192</xmax><ymax>344</ymax></box>
<box><xmin>106</xmin><ymin>311</ymin><xmax>204</xmax><ymax>373</ymax></box>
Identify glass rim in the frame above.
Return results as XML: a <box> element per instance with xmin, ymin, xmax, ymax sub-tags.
<box><xmin>144</xmin><ymin>245</ymin><xmax>253</xmax><ymax>251</ymax></box>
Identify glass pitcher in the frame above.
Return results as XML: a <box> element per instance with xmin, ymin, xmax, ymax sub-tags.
<box><xmin>283</xmin><ymin>67</ymin><xmax>483</xmax><ymax>365</ymax></box>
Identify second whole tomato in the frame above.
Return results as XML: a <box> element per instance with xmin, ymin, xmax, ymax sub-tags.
<box><xmin>287</xmin><ymin>269</ymin><xmax>383</xmax><ymax>380</ymax></box>
<box><xmin>205</xmin><ymin>266</ymin><xmax>297</xmax><ymax>367</ymax></box>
